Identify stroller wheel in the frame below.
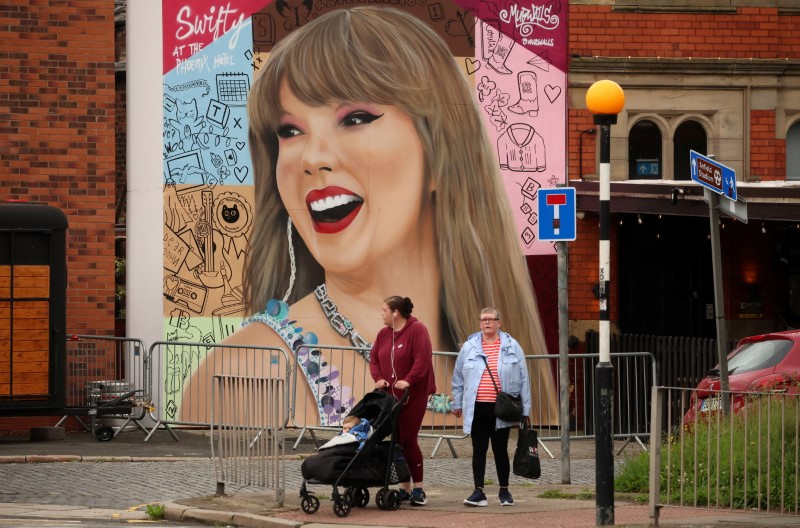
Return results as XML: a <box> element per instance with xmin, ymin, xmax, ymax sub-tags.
<box><xmin>353</xmin><ymin>487</ymin><xmax>370</xmax><ymax>508</ymax></box>
<box><xmin>387</xmin><ymin>489</ymin><xmax>403</xmax><ymax>510</ymax></box>
<box><xmin>333</xmin><ymin>498</ymin><xmax>351</xmax><ymax>518</ymax></box>
<box><xmin>300</xmin><ymin>495</ymin><xmax>320</xmax><ymax>514</ymax></box>
<box><xmin>376</xmin><ymin>487</ymin><xmax>388</xmax><ymax>510</ymax></box>
<box><xmin>95</xmin><ymin>426</ymin><xmax>114</xmax><ymax>442</ymax></box>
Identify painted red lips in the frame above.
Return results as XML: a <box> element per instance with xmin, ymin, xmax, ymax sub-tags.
<box><xmin>305</xmin><ymin>186</ymin><xmax>364</xmax><ymax>234</ymax></box>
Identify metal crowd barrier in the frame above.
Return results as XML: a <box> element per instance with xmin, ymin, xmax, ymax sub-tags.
<box><xmin>649</xmin><ymin>386</ymin><xmax>800</xmax><ymax>524</ymax></box>
<box><xmin>286</xmin><ymin>348</ymin><xmax>468</xmax><ymax>455</ymax></box>
<box><xmin>145</xmin><ymin>337</ymin><xmax>655</xmax><ymax>458</ymax></box>
<box><xmin>211</xmin><ymin>374</ymin><xmax>286</xmax><ymax>504</ymax></box>
<box><xmin>56</xmin><ymin>335</ymin><xmax>152</xmax><ymax>440</ymax></box>
<box><xmin>285</xmin><ymin>349</ymin><xmax>655</xmax><ymax>459</ymax></box>
<box><xmin>418</xmin><ymin>351</ymin><xmax>468</xmax><ymax>458</ymax></box>
<box><xmin>147</xmin><ymin>341</ymin><xmax>291</xmax><ymax>441</ymax></box>
<box><xmin>287</xmin><ymin>344</ymin><xmax>373</xmax><ymax>450</ymax></box>
<box><xmin>529</xmin><ymin>352</ymin><xmax>657</xmax><ymax>455</ymax></box>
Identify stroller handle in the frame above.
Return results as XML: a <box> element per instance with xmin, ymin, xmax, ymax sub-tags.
<box><xmin>397</xmin><ymin>387</ymin><xmax>410</xmax><ymax>405</ymax></box>
<box><xmin>375</xmin><ymin>386</ymin><xmax>410</xmax><ymax>405</ymax></box>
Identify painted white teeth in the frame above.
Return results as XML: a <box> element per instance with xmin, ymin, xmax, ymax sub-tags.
<box><xmin>309</xmin><ymin>194</ymin><xmax>360</xmax><ymax>212</ymax></box>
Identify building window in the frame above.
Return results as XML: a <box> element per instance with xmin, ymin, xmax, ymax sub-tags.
<box><xmin>629</xmin><ymin>120</ymin><xmax>662</xmax><ymax>180</ymax></box>
<box><xmin>788</xmin><ymin>121</ymin><xmax>800</xmax><ymax>181</ymax></box>
<box><xmin>673</xmin><ymin>120</ymin><xmax>707</xmax><ymax>181</ymax></box>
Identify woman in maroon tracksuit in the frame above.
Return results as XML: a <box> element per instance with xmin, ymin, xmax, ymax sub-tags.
<box><xmin>370</xmin><ymin>295</ymin><xmax>436</xmax><ymax>506</ymax></box>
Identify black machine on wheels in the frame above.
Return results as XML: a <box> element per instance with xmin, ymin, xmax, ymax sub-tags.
<box><xmin>299</xmin><ymin>388</ymin><xmax>411</xmax><ymax>517</ymax></box>
<box><xmin>87</xmin><ymin>386</ymin><xmax>146</xmax><ymax>442</ymax></box>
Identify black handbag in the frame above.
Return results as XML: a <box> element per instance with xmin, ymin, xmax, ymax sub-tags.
<box><xmin>513</xmin><ymin>423</ymin><xmax>541</xmax><ymax>479</ymax></box>
<box><xmin>481</xmin><ymin>355</ymin><xmax>523</xmax><ymax>422</ymax></box>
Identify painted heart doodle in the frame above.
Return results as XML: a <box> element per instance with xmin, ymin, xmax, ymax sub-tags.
<box><xmin>234</xmin><ymin>166</ymin><xmax>249</xmax><ymax>183</ymax></box>
<box><xmin>544</xmin><ymin>85</ymin><xmax>562</xmax><ymax>103</ymax></box>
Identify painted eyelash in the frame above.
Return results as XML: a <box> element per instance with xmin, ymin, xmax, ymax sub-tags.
<box><xmin>342</xmin><ymin>111</ymin><xmax>384</xmax><ymax>126</ymax></box>
<box><xmin>276</xmin><ymin>124</ymin><xmax>301</xmax><ymax>138</ymax></box>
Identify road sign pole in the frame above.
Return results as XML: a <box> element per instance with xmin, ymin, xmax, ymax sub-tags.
<box><xmin>706</xmin><ymin>190</ymin><xmax>731</xmax><ymax>412</ymax></box>
<box><xmin>558</xmin><ymin>240</ymin><xmax>571</xmax><ymax>484</ymax></box>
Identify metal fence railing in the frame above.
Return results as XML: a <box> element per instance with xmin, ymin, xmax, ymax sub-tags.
<box><xmin>211</xmin><ymin>374</ymin><xmax>287</xmax><ymax>503</ymax></box>
<box><xmin>146</xmin><ymin>341</ymin><xmax>291</xmax><ymax>441</ymax></box>
<box><xmin>649</xmin><ymin>386</ymin><xmax>800</xmax><ymax>525</ymax></box>
<box><xmin>143</xmin><ymin>336</ymin><xmax>657</xmax><ymax>459</ymax></box>
<box><xmin>287</xmin><ymin>344</ymin><xmax>372</xmax><ymax>449</ymax></box>
<box><xmin>55</xmin><ymin>335</ymin><xmax>152</xmax><ymax>439</ymax></box>
<box><xmin>554</xmin><ymin>352</ymin><xmax>656</xmax><ymax>446</ymax></box>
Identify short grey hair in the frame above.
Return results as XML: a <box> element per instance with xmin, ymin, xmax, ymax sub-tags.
<box><xmin>480</xmin><ymin>307</ymin><xmax>501</xmax><ymax>320</ymax></box>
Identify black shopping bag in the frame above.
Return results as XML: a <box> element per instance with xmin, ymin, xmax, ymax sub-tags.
<box><xmin>513</xmin><ymin>425</ymin><xmax>541</xmax><ymax>479</ymax></box>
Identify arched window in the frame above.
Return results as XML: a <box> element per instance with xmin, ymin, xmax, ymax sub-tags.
<box><xmin>629</xmin><ymin>120</ymin><xmax>662</xmax><ymax>180</ymax></box>
<box><xmin>673</xmin><ymin>120</ymin><xmax>707</xmax><ymax>180</ymax></box>
<box><xmin>788</xmin><ymin>121</ymin><xmax>800</xmax><ymax>181</ymax></box>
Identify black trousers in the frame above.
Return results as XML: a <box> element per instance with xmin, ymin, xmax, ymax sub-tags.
<box><xmin>470</xmin><ymin>401</ymin><xmax>510</xmax><ymax>489</ymax></box>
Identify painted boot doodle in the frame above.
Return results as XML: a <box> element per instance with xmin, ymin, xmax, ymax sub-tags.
<box><xmin>508</xmin><ymin>71</ymin><xmax>539</xmax><ymax>117</ymax></box>
<box><xmin>482</xmin><ymin>22</ymin><xmax>500</xmax><ymax>61</ymax></box>
<box><xmin>487</xmin><ymin>32</ymin><xmax>514</xmax><ymax>74</ymax></box>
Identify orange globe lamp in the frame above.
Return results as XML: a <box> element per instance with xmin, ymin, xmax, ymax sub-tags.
<box><xmin>586</xmin><ymin>80</ymin><xmax>625</xmax><ymax>116</ymax></box>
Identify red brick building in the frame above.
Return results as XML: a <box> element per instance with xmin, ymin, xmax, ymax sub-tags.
<box><xmin>0</xmin><ymin>1</ymin><xmax>117</xmax><ymax>431</ymax></box>
<box><xmin>562</xmin><ymin>1</ymin><xmax>800</xmax><ymax>345</ymax></box>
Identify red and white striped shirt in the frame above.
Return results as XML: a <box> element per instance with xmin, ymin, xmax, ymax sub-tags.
<box><xmin>476</xmin><ymin>339</ymin><xmax>501</xmax><ymax>402</ymax></box>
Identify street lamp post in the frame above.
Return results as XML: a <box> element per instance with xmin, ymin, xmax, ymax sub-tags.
<box><xmin>585</xmin><ymin>79</ymin><xmax>625</xmax><ymax>526</ymax></box>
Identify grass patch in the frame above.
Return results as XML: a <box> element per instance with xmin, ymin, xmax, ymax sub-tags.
<box><xmin>539</xmin><ymin>488</ymin><xmax>594</xmax><ymax>500</ymax></box>
<box><xmin>145</xmin><ymin>503</ymin><xmax>165</xmax><ymax>520</ymax></box>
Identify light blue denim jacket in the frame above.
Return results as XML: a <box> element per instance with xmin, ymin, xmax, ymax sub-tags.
<box><xmin>451</xmin><ymin>330</ymin><xmax>532</xmax><ymax>434</ymax></box>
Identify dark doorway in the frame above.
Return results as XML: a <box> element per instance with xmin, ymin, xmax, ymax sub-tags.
<box><xmin>673</xmin><ymin>120</ymin><xmax>707</xmax><ymax>181</ymax></box>
<box><xmin>618</xmin><ymin>213</ymin><xmax>715</xmax><ymax>337</ymax></box>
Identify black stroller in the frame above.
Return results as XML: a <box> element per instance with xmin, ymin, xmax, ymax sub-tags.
<box><xmin>299</xmin><ymin>388</ymin><xmax>410</xmax><ymax>517</ymax></box>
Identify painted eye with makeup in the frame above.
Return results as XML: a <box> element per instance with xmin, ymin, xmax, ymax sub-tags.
<box><xmin>341</xmin><ymin>111</ymin><xmax>383</xmax><ymax>127</ymax></box>
<box><xmin>276</xmin><ymin>124</ymin><xmax>303</xmax><ymax>139</ymax></box>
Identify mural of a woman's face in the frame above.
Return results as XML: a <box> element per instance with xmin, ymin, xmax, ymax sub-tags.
<box><xmin>275</xmin><ymin>82</ymin><xmax>433</xmax><ymax>275</ymax></box>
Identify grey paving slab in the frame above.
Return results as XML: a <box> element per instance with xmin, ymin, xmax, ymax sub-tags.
<box><xmin>0</xmin><ymin>456</ymin><xmax>602</xmax><ymax>510</ymax></box>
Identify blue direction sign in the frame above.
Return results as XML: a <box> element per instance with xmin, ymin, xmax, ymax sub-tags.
<box><xmin>537</xmin><ymin>187</ymin><xmax>576</xmax><ymax>241</ymax></box>
<box><xmin>690</xmin><ymin>150</ymin><xmax>737</xmax><ymax>201</ymax></box>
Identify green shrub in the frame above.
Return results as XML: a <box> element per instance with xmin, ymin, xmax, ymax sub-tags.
<box><xmin>615</xmin><ymin>450</ymin><xmax>650</xmax><ymax>493</ymax></box>
<box><xmin>616</xmin><ymin>394</ymin><xmax>799</xmax><ymax>511</ymax></box>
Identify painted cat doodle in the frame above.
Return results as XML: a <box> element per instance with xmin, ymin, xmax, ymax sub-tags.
<box><xmin>221</xmin><ymin>204</ymin><xmax>240</xmax><ymax>224</ymax></box>
<box><xmin>168</xmin><ymin>99</ymin><xmax>205</xmax><ymax>141</ymax></box>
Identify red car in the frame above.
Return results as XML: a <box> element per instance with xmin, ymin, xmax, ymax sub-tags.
<box><xmin>683</xmin><ymin>329</ymin><xmax>800</xmax><ymax>426</ymax></box>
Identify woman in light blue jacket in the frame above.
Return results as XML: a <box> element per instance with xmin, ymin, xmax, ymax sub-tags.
<box><xmin>451</xmin><ymin>307</ymin><xmax>531</xmax><ymax>507</ymax></box>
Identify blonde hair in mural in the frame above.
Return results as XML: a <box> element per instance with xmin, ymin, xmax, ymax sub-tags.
<box><xmin>246</xmin><ymin>7</ymin><xmax>557</xmax><ymax>423</ymax></box>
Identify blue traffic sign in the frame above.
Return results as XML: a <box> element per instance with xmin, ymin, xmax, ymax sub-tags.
<box><xmin>690</xmin><ymin>150</ymin><xmax>737</xmax><ymax>201</ymax></box>
<box><xmin>537</xmin><ymin>187</ymin><xmax>576</xmax><ymax>241</ymax></box>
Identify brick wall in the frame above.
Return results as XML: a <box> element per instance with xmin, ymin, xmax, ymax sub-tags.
<box><xmin>570</xmin><ymin>110</ymin><xmax>597</xmax><ymax>181</ymax></box>
<box><xmin>569</xmin><ymin>5</ymin><xmax>800</xmax><ymax>60</ymax></box>
<box><xmin>0</xmin><ymin>1</ymin><xmax>116</xmax><ymax>337</ymax></box>
<box><xmin>0</xmin><ymin>2</ymin><xmax>116</xmax><ymax>433</ymax></box>
<box><xmin>750</xmin><ymin>110</ymin><xmax>785</xmax><ymax>181</ymax></box>
<box><xmin>569</xmin><ymin>215</ymin><xmax>620</xmax><ymax>325</ymax></box>
<box><xmin>567</xmin><ymin>4</ymin><xmax>799</xmax><ymax>328</ymax></box>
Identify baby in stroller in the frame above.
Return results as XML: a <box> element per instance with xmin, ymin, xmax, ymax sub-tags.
<box><xmin>299</xmin><ymin>389</ymin><xmax>411</xmax><ymax>517</ymax></box>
